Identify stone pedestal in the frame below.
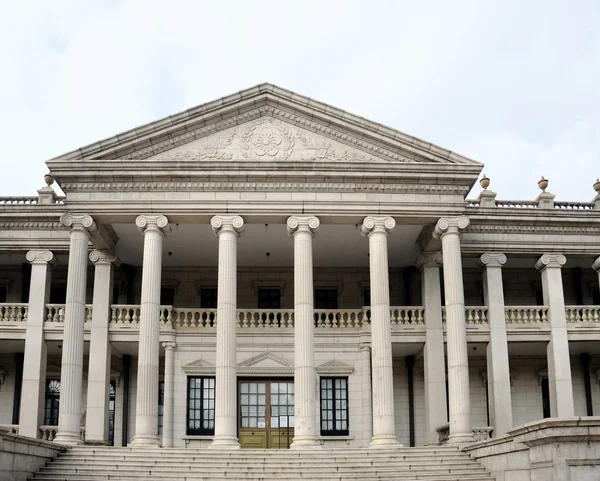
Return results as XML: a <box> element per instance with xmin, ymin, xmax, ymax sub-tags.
<box><xmin>55</xmin><ymin>214</ymin><xmax>97</xmax><ymax>445</ymax></box>
<box><xmin>287</xmin><ymin>216</ymin><xmax>320</xmax><ymax>449</ymax></box>
<box><xmin>536</xmin><ymin>254</ymin><xmax>574</xmax><ymax>417</ymax></box>
<box><xmin>209</xmin><ymin>215</ymin><xmax>244</xmax><ymax>449</ymax></box>
<box><xmin>132</xmin><ymin>215</ymin><xmax>170</xmax><ymax>447</ymax></box>
<box><xmin>161</xmin><ymin>341</ymin><xmax>176</xmax><ymax>448</ymax></box>
<box><xmin>19</xmin><ymin>250</ymin><xmax>56</xmax><ymax>439</ymax></box>
<box><xmin>85</xmin><ymin>250</ymin><xmax>119</xmax><ymax>444</ymax></box>
<box><xmin>479</xmin><ymin>253</ymin><xmax>513</xmax><ymax>437</ymax></box>
<box><xmin>433</xmin><ymin>216</ymin><xmax>473</xmax><ymax>444</ymax></box>
<box><xmin>361</xmin><ymin>216</ymin><xmax>398</xmax><ymax>447</ymax></box>
<box><xmin>416</xmin><ymin>252</ymin><xmax>447</xmax><ymax>445</ymax></box>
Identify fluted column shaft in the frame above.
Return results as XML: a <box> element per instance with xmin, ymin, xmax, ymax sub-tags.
<box><xmin>433</xmin><ymin>216</ymin><xmax>472</xmax><ymax>444</ymax></box>
<box><xmin>536</xmin><ymin>254</ymin><xmax>574</xmax><ymax>417</ymax></box>
<box><xmin>162</xmin><ymin>341</ymin><xmax>176</xmax><ymax>448</ymax></box>
<box><xmin>132</xmin><ymin>215</ymin><xmax>170</xmax><ymax>447</ymax></box>
<box><xmin>594</xmin><ymin>257</ymin><xmax>600</xmax><ymax>292</ymax></box>
<box><xmin>85</xmin><ymin>250</ymin><xmax>119</xmax><ymax>444</ymax></box>
<box><xmin>362</xmin><ymin>216</ymin><xmax>398</xmax><ymax>447</ymax></box>
<box><xmin>287</xmin><ymin>216</ymin><xmax>320</xmax><ymax>449</ymax></box>
<box><xmin>55</xmin><ymin>214</ymin><xmax>97</xmax><ymax>445</ymax></box>
<box><xmin>359</xmin><ymin>344</ymin><xmax>373</xmax><ymax>446</ymax></box>
<box><xmin>20</xmin><ymin>250</ymin><xmax>56</xmax><ymax>438</ymax></box>
<box><xmin>416</xmin><ymin>252</ymin><xmax>447</xmax><ymax>445</ymax></box>
<box><xmin>210</xmin><ymin>215</ymin><xmax>244</xmax><ymax>449</ymax></box>
<box><xmin>480</xmin><ymin>253</ymin><xmax>513</xmax><ymax>436</ymax></box>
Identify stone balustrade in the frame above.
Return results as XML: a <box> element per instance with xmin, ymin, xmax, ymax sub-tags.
<box><xmin>390</xmin><ymin>307</ymin><xmax>425</xmax><ymax>325</ymax></box>
<box><xmin>565</xmin><ymin>306</ymin><xmax>600</xmax><ymax>322</ymax></box>
<box><xmin>442</xmin><ymin>306</ymin><xmax>489</xmax><ymax>324</ymax></box>
<box><xmin>169</xmin><ymin>307</ymin><xmax>217</xmax><ymax>328</ymax></box>
<box><xmin>0</xmin><ymin>424</ymin><xmax>19</xmax><ymax>434</ymax></box>
<box><xmin>553</xmin><ymin>201</ymin><xmax>595</xmax><ymax>210</ymax></box>
<box><xmin>110</xmin><ymin>305</ymin><xmax>141</xmax><ymax>324</ymax></box>
<box><xmin>45</xmin><ymin>304</ymin><xmax>92</xmax><ymax>323</ymax></box>
<box><xmin>315</xmin><ymin>309</ymin><xmax>366</xmax><ymax>328</ymax></box>
<box><xmin>504</xmin><ymin>306</ymin><xmax>548</xmax><ymax>324</ymax></box>
<box><xmin>0</xmin><ymin>303</ymin><xmax>28</xmax><ymax>322</ymax></box>
<box><xmin>39</xmin><ymin>426</ymin><xmax>85</xmax><ymax>442</ymax></box>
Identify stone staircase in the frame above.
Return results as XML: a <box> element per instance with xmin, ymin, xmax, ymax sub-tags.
<box><xmin>30</xmin><ymin>445</ymin><xmax>495</xmax><ymax>481</ymax></box>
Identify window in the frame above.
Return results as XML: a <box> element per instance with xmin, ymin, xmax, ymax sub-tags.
<box><xmin>49</xmin><ymin>286</ymin><xmax>66</xmax><ymax>304</ymax></box>
<box><xmin>44</xmin><ymin>379</ymin><xmax>60</xmax><ymax>426</ymax></box>
<box><xmin>187</xmin><ymin>377</ymin><xmax>215</xmax><ymax>435</ymax></box>
<box><xmin>200</xmin><ymin>288</ymin><xmax>218</xmax><ymax>308</ymax></box>
<box><xmin>108</xmin><ymin>380</ymin><xmax>116</xmax><ymax>446</ymax></box>
<box><xmin>363</xmin><ymin>286</ymin><xmax>371</xmax><ymax>307</ymax></box>
<box><xmin>320</xmin><ymin>377</ymin><xmax>348</xmax><ymax>436</ymax></box>
<box><xmin>315</xmin><ymin>289</ymin><xmax>338</xmax><ymax>309</ymax></box>
<box><xmin>160</xmin><ymin>288</ymin><xmax>175</xmax><ymax>306</ymax></box>
<box><xmin>258</xmin><ymin>288</ymin><xmax>281</xmax><ymax>309</ymax></box>
<box><xmin>158</xmin><ymin>381</ymin><xmax>165</xmax><ymax>436</ymax></box>
<box><xmin>541</xmin><ymin>377</ymin><xmax>550</xmax><ymax>418</ymax></box>
<box><xmin>0</xmin><ymin>286</ymin><xmax>6</xmax><ymax>303</ymax></box>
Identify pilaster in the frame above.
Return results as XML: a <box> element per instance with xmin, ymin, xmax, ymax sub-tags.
<box><xmin>85</xmin><ymin>250</ymin><xmax>120</xmax><ymax>444</ymax></box>
<box><xmin>433</xmin><ymin>216</ymin><xmax>473</xmax><ymax>444</ymax></box>
<box><xmin>287</xmin><ymin>216</ymin><xmax>320</xmax><ymax>449</ymax></box>
<box><xmin>209</xmin><ymin>215</ymin><xmax>244</xmax><ymax>449</ymax></box>
<box><xmin>132</xmin><ymin>215</ymin><xmax>170</xmax><ymax>447</ymax></box>
<box><xmin>55</xmin><ymin>214</ymin><xmax>97</xmax><ymax>445</ymax></box>
<box><xmin>479</xmin><ymin>252</ymin><xmax>513</xmax><ymax>437</ymax></box>
<box><xmin>162</xmin><ymin>341</ymin><xmax>176</xmax><ymax>448</ymax></box>
<box><xmin>536</xmin><ymin>253</ymin><xmax>574</xmax><ymax>417</ymax></box>
<box><xmin>416</xmin><ymin>252</ymin><xmax>447</xmax><ymax>445</ymax></box>
<box><xmin>19</xmin><ymin>250</ymin><xmax>57</xmax><ymax>438</ymax></box>
<box><xmin>361</xmin><ymin>216</ymin><xmax>399</xmax><ymax>447</ymax></box>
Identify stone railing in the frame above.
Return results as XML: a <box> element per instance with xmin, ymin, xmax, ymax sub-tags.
<box><xmin>170</xmin><ymin>308</ymin><xmax>217</xmax><ymax>328</ymax></box>
<box><xmin>0</xmin><ymin>303</ymin><xmax>28</xmax><ymax>322</ymax></box>
<box><xmin>111</xmin><ymin>305</ymin><xmax>141</xmax><ymax>324</ymax></box>
<box><xmin>473</xmin><ymin>426</ymin><xmax>494</xmax><ymax>442</ymax></box>
<box><xmin>0</xmin><ymin>196</ymin><xmax>39</xmax><ymax>205</ymax></box>
<box><xmin>390</xmin><ymin>307</ymin><xmax>425</xmax><ymax>325</ymax></box>
<box><xmin>436</xmin><ymin>423</ymin><xmax>449</xmax><ymax>444</ymax></box>
<box><xmin>554</xmin><ymin>201</ymin><xmax>594</xmax><ymax>210</ymax></box>
<box><xmin>237</xmin><ymin>309</ymin><xmax>295</xmax><ymax>328</ymax></box>
<box><xmin>0</xmin><ymin>424</ymin><xmax>19</xmax><ymax>434</ymax></box>
<box><xmin>494</xmin><ymin>200</ymin><xmax>539</xmax><ymax>209</ymax></box>
<box><xmin>441</xmin><ymin>306</ymin><xmax>488</xmax><ymax>324</ymax></box>
<box><xmin>565</xmin><ymin>306</ymin><xmax>600</xmax><ymax>323</ymax></box>
<box><xmin>39</xmin><ymin>426</ymin><xmax>85</xmax><ymax>442</ymax></box>
<box><xmin>45</xmin><ymin>304</ymin><xmax>92</xmax><ymax>323</ymax></box>
<box><xmin>505</xmin><ymin>306</ymin><xmax>548</xmax><ymax>324</ymax></box>
<box><xmin>315</xmin><ymin>309</ymin><xmax>367</xmax><ymax>328</ymax></box>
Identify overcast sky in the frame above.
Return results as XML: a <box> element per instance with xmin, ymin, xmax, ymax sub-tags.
<box><xmin>1</xmin><ymin>0</ymin><xmax>598</xmax><ymax>201</ymax></box>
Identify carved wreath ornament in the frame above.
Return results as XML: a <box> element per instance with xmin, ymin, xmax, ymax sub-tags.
<box><xmin>240</xmin><ymin>118</ymin><xmax>295</xmax><ymax>160</ymax></box>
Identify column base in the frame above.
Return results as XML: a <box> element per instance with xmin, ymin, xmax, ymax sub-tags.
<box><xmin>447</xmin><ymin>432</ymin><xmax>475</xmax><ymax>445</ymax></box>
<box><xmin>208</xmin><ymin>436</ymin><xmax>240</xmax><ymax>449</ymax></box>
<box><xmin>290</xmin><ymin>436</ymin><xmax>321</xmax><ymax>449</ymax></box>
<box><xmin>369</xmin><ymin>434</ymin><xmax>401</xmax><ymax>448</ymax></box>
<box><xmin>131</xmin><ymin>434</ymin><xmax>160</xmax><ymax>448</ymax></box>
<box><xmin>53</xmin><ymin>431</ymin><xmax>83</xmax><ymax>446</ymax></box>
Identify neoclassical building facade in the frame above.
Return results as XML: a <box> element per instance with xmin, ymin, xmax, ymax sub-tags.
<box><xmin>0</xmin><ymin>84</ymin><xmax>599</xmax><ymax>452</ymax></box>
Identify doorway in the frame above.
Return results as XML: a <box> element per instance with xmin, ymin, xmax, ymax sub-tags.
<box><xmin>238</xmin><ymin>379</ymin><xmax>294</xmax><ymax>449</ymax></box>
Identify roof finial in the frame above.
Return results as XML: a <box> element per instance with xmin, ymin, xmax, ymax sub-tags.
<box><xmin>44</xmin><ymin>174</ymin><xmax>55</xmax><ymax>187</ymax></box>
<box><xmin>594</xmin><ymin>178</ymin><xmax>600</xmax><ymax>194</ymax></box>
<box><xmin>479</xmin><ymin>174</ymin><xmax>490</xmax><ymax>190</ymax></box>
<box><xmin>538</xmin><ymin>176</ymin><xmax>548</xmax><ymax>192</ymax></box>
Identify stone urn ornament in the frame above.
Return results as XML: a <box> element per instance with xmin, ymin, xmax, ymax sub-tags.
<box><xmin>538</xmin><ymin>176</ymin><xmax>549</xmax><ymax>192</ymax></box>
<box><xmin>479</xmin><ymin>174</ymin><xmax>490</xmax><ymax>190</ymax></box>
<box><xmin>44</xmin><ymin>174</ymin><xmax>54</xmax><ymax>186</ymax></box>
<box><xmin>594</xmin><ymin>178</ymin><xmax>600</xmax><ymax>194</ymax></box>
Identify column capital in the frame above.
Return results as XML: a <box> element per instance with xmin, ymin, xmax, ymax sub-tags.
<box><xmin>162</xmin><ymin>341</ymin><xmax>177</xmax><ymax>351</ymax></box>
<box><xmin>478</xmin><ymin>252</ymin><xmax>507</xmax><ymax>268</ymax></box>
<box><xmin>211</xmin><ymin>215</ymin><xmax>244</xmax><ymax>237</ymax></box>
<box><xmin>60</xmin><ymin>213</ymin><xmax>98</xmax><ymax>236</ymax></box>
<box><xmin>287</xmin><ymin>216</ymin><xmax>319</xmax><ymax>237</ymax></box>
<box><xmin>593</xmin><ymin>256</ymin><xmax>600</xmax><ymax>272</ymax></box>
<box><xmin>535</xmin><ymin>253</ymin><xmax>566</xmax><ymax>271</ymax></box>
<box><xmin>361</xmin><ymin>216</ymin><xmax>395</xmax><ymax>237</ymax></box>
<box><xmin>135</xmin><ymin>215</ymin><xmax>171</xmax><ymax>236</ymax></box>
<box><xmin>89</xmin><ymin>250</ymin><xmax>120</xmax><ymax>267</ymax></box>
<box><xmin>26</xmin><ymin>249</ymin><xmax>57</xmax><ymax>266</ymax></box>
<box><xmin>415</xmin><ymin>251</ymin><xmax>443</xmax><ymax>268</ymax></box>
<box><xmin>432</xmin><ymin>216</ymin><xmax>470</xmax><ymax>239</ymax></box>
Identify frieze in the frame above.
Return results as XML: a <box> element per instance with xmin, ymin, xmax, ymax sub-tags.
<box><xmin>116</xmin><ymin>107</ymin><xmax>425</xmax><ymax>163</ymax></box>
<box><xmin>0</xmin><ymin>221</ymin><xmax>67</xmax><ymax>230</ymax></box>
<box><xmin>467</xmin><ymin>224</ymin><xmax>600</xmax><ymax>236</ymax></box>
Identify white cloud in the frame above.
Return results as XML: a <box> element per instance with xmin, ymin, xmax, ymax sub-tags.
<box><xmin>0</xmin><ymin>0</ymin><xmax>598</xmax><ymax>202</ymax></box>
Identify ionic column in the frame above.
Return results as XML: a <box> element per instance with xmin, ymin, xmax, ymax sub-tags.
<box><xmin>209</xmin><ymin>215</ymin><xmax>244</xmax><ymax>449</ymax></box>
<box><xmin>416</xmin><ymin>252</ymin><xmax>447</xmax><ymax>445</ymax></box>
<box><xmin>433</xmin><ymin>216</ymin><xmax>472</xmax><ymax>444</ymax></box>
<box><xmin>479</xmin><ymin>253</ymin><xmax>513</xmax><ymax>436</ymax></box>
<box><xmin>287</xmin><ymin>215</ymin><xmax>320</xmax><ymax>449</ymax></box>
<box><xmin>85</xmin><ymin>250</ymin><xmax>120</xmax><ymax>444</ymax></box>
<box><xmin>55</xmin><ymin>214</ymin><xmax>97</xmax><ymax>445</ymax></box>
<box><xmin>593</xmin><ymin>257</ymin><xmax>600</xmax><ymax>291</ymax></box>
<box><xmin>536</xmin><ymin>254</ymin><xmax>574</xmax><ymax>417</ymax></box>
<box><xmin>162</xmin><ymin>341</ymin><xmax>176</xmax><ymax>448</ymax></box>
<box><xmin>361</xmin><ymin>216</ymin><xmax>398</xmax><ymax>447</ymax></box>
<box><xmin>132</xmin><ymin>215</ymin><xmax>170</xmax><ymax>447</ymax></box>
<box><xmin>20</xmin><ymin>250</ymin><xmax>57</xmax><ymax>439</ymax></box>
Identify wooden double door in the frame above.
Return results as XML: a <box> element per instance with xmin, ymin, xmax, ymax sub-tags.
<box><xmin>238</xmin><ymin>379</ymin><xmax>294</xmax><ymax>449</ymax></box>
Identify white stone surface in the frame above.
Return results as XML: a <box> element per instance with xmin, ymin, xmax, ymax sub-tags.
<box><xmin>433</xmin><ymin>216</ymin><xmax>473</xmax><ymax>443</ymax></box>
<box><xmin>287</xmin><ymin>216</ymin><xmax>320</xmax><ymax>448</ymax></box>
<box><xmin>362</xmin><ymin>216</ymin><xmax>398</xmax><ymax>446</ymax></box>
<box><xmin>161</xmin><ymin>341</ymin><xmax>176</xmax><ymax>448</ymax></box>
<box><xmin>209</xmin><ymin>215</ymin><xmax>244</xmax><ymax>449</ymax></box>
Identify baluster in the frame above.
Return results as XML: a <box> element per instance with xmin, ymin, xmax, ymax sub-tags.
<box><xmin>15</xmin><ymin>306</ymin><xmax>22</xmax><ymax>322</ymax></box>
<box><xmin>403</xmin><ymin>309</ymin><xmax>410</xmax><ymax>325</ymax></box>
<box><xmin>541</xmin><ymin>309</ymin><xmax>547</xmax><ymax>322</ymax></box>
<box><xmin>481</xmin><ymin>309</ymin><xmax>487</xmax><ymax>323</ymax></box>
<box><xmin>23</xmin><ymin>306</ymin><xmax>28</xmax><ymax>322</ymax></box>
<box><xmin>473</xmin><ymin>310</ymin><xmax>480</xmax><ymax>324</ymax></box>
<box><xmin>125</xmin><ymin>309</ymin><xmax>131</xmax><ymax>324</ymax></box>
<box><xmin>467</xmin><ymin>309</ymin><xmax>474</xmax><ymax>324</ymax></box>
<box><xmin>167</xmin><ymin>307</ymin><xmax>172</xmax><ymax>327</ymax></box>
<box><xmin>593</xmin><ymin>308</ymin><xmax>599</xmax><ymax>322</ymax></box>
<box><xmin>0</xmin><ymin>306</ymin><xmax>5</xmax><ymax>322</ymax></box>
<box><xmin>110</xmin><ymin>307</ymin><xmax>116</xmax><ymax>324</ymax></box>
<box><xmin>418</xmin><ymin>309</ymin><xmax>424</xmax><ymax>324</ymax></box>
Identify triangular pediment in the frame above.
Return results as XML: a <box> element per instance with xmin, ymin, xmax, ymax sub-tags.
<box><xmin>316</xmin><ymin>359</ymin><xmax>354</xmax><ymax>375</ymax></box>
<box><xmin>238</xmin><ymin>352</ymin><xmax>294</xmax><ymax>369</ymax></box>
<box><xmin>47</xmin><ymin>84</ymin><xmax>483</xmax><ymax>169</ymax></box>
<box><xmin>182</xmin><ymin>358</ymin><xmax>216</xmax><ymax>374</ymax></box>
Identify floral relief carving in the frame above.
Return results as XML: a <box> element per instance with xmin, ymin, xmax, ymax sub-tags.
<box><xmin>239</xmin><ymin>118</ymin><xmax>295</xmax><ymax>160</ymax></box>
<box><xmin>296</xmin><ymin>130</ymin><xmax>372</xmax><ymax>162</ymax></box>
<box><xmin>161</xmin><ymin>130</ymin><xmax>236</xmax><ymax>160</ymax></box>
